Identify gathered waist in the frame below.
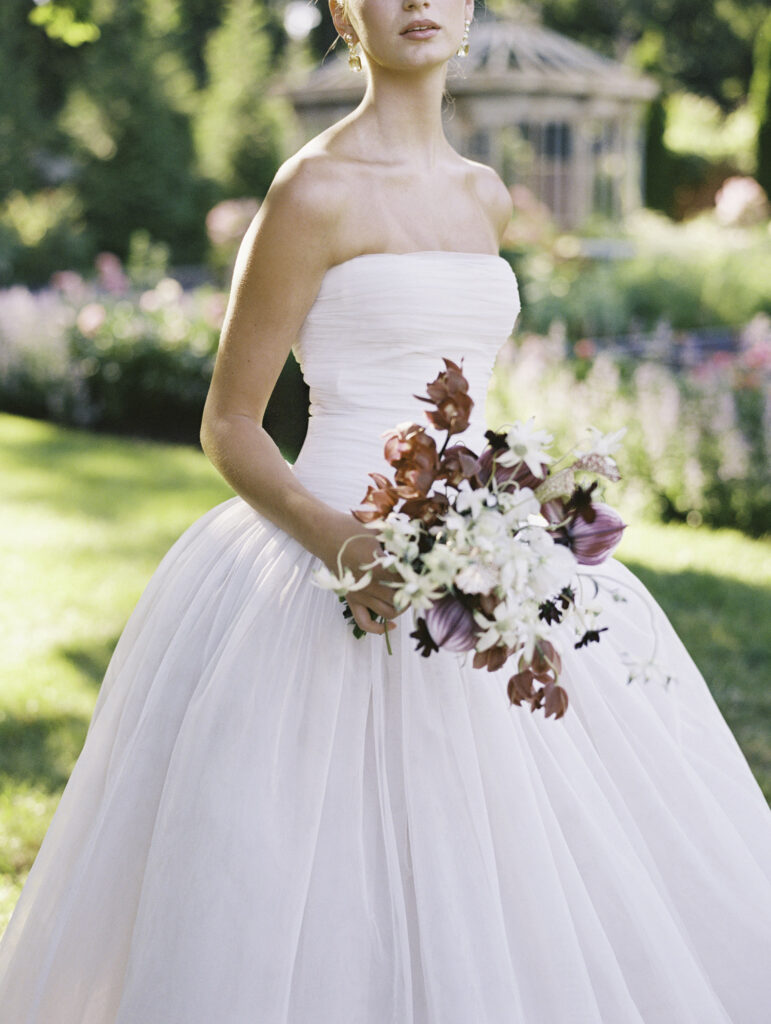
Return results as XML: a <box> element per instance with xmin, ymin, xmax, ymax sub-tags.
<box><xmin>291</xmin><ymin>410</ymin><xmax>490</xmax><ymax>513</ymax></box>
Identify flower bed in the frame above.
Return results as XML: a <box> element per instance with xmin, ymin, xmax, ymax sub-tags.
<box><xmin>0</xmin><ymin>272</ymin><xmax>308</xmax><ymax>455</ymax></box>
<box><xmin>487</xmin><ymin>319</ymin><xmax>771</xmax><ymax>537</ymax></box>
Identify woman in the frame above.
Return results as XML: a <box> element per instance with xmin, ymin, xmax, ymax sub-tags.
<box><xmin>1</xmin><ymin>0</ymin><xmax>770</xmax><ymax>1021</ymax></box>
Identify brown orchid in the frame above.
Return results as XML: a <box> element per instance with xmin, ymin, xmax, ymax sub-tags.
<box><xmin>415</xmin><ymin>358</ymin><xmax>474</xmax><ymax>436</ymax></box>
<box><xmin>472</xmin><ymin>644</ymin><xmax>511</xmax><ymax>672</ymax></box>
<box><xmin>383</xmin><ymin>424</ymin><xmax>439</xmax><ymax>498</ymax></box>
<box><xmin>508</xmin><ymin>641</ymin><xmax>568</xmax><ymax>718</ymax></box>
<box><xmin>438</xmin><ymin>444</ymin><xmax>479</xmax><ymax>487</ymax></box>
<box><xmin>353</xmin><ymin>473</ymin><xmax>400</xmax><ymax>524</ymax></box>
<box><xmin>399</xmin><ymin>493</ymin><xmax>449</xmax><ymax>529</ymax></box>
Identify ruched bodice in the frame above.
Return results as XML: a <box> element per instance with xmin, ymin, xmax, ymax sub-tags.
<box><xmin>292</xmin><ymin>251</ymin><xmax>520</xmax><ymax>510</ymax></box>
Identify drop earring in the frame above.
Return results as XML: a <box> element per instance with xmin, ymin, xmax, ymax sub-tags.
<box><xmin>456</xmin><ymin>19</ymin><xmax>470</xmax><ymax>57</ymax></box>
<box><xmin>344</xmin><ymin>33</ymin><xmax>362</xmax><ymax>72</ymax></box>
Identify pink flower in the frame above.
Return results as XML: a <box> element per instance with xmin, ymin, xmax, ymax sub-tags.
<box><xmin>95</xmin><ymin>252</ymin><xmax>129</xmax><ymax>295</ymax></box>
<box><xmin>76</xmin><ymin>302</ymin><xmax>106</xmax><ymax>336</ymax></box>
<box><xmin>425</xmin><ymin>595</ymin><xmax>476</xmax><ymax>652</ymax></box>
<box><xmin>567</xmin><ymin>503</ymin><xmax>625</xmax><ymax>565</ymax></box>
<box><xmin>574</xmin><ymin>338</ymin><xmax>596</xmax><ymax>360</ymax></box>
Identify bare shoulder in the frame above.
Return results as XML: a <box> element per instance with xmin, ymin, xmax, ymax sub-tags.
<box><xmin>238</xmin><ymin>144</ymin><xmax>352</xmax><ymax>275</ymax></box>
<box><xmin>463</xmin><ymin>158</ymin><xmax>513</xmax><ymax>244</ymax></box>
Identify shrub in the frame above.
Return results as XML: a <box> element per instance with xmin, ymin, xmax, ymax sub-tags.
<box><xmin>487</xmin><ymin>320</ymin><xmax>771</xmax><ymax>537</ymax></box>
<box><xmin>0</xmin><ymin>188</ymin><xmax>96</xmax><ymax>286</ymax></box>
<box><xmin>0</xmin><ymin>272</ymin><xmax>308</xmax><ymax>457</ymax></box>
<box><xmin>508</xmin><ymin>210</ymin><xmax>771</xmax><ymax>342</ymax></box>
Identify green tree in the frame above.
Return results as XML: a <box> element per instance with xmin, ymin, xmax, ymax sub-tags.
<box><xmin>643</xmin><ymin>97</ymin><xmax>673</xmax><ymax>214</ymax></box>
<box><xmin>194</xmin><ymin>0</ymin><xmax>287</xmax><ymax>199</ymax></box>
<box><xmin>750</xmin><ymin>12</ymin><xmax>771</xmax><ymax>197</ymax></box>
<box><xmin>530</xmin><ymin>0</ymin><xmax>769</xmax><ymax>109</ymax></box>
<box><xmin>0</xmin><ymin>0</ymin><xmax>64</xmax><ymax>196</ymax></box>
<box><xmin>58</xmin><ymin>0</ymin><xmax>212</xmax><ymax>261</ymax></box>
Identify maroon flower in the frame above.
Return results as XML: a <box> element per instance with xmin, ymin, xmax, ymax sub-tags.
<box><xmin>472</xmin><ymin>644</ymin><xmax>511</xmax><ymax>672</ymax></box>
<box><xmin>353</xmin><ymin>473</ymin><xmax>400</xmax><ymax>524</ymax></box>
<box><xmin>566</xmin><ymin>503</ymin><xmax>626</xmax><ymax>565</ymax></box>
<box><xmin>542</xmin><ymin>682</ymin><xmax>569</xmax><ymax>719</ymax></box>
<box><xmin>507</xmin><ymin>669</ymin><xmax>536</xmax><ymax>706</ymax></box>
<box><xmin>529</xmin><ymin>640</ymin><xmax>561</xmax><ymax>678</ymax></box>
<box><xmin>425</xmin><ymin>595</ymin><xmax>477</xmax><ymax>652</ymax></box>
<box><xmin>415</xmin><ymin>358</ymin><xmax>474</xmax><ymax>436</ymax></box>
<box><xmin>438</xmin><ymin>444</ymin><xmax>479</xmax><ymax>487</ymax></box>
<box><xmin>423</xmin><ymin>394</ymin><xmax>474</xmax><ymax>436</ymax></box>
<box><xmin>399</xmin><ymin>493</ymin><xmax>450</xmax><ymax>529</ymax></box>
<box><xmin>383</xmin><ymin>424</ymin><xmax>439</xmax><ymax>498</ymax></box>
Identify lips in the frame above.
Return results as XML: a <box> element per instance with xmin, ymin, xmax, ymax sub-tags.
<box><xmin>400</xmin><ymin>19</ymin><xmax>440</xmax><ymax>34</ymax></box>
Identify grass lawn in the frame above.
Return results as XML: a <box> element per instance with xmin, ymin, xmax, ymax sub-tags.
<box><xmin>1</xmin><ymin>412</ymin><xmax>769</xmax><ymax>932</ymax></box>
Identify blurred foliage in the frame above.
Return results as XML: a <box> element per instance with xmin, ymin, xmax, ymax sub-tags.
<box><xmin>506</xmin><ymin>209</ymin><xmax>771</xmax><ymax>340</ymax></box>
<box><xmin>0</xmin><ymin>187</ymin><xmax>96</xmax><ymax>287</ymax></box>
<box><xmin>751</xmin><ymin>12</ymin><xmax>771</xmax><ymax>198</ymax></box>
<box><xmin>531</xmin><ymin>0</ymin><xmax>769</xmax><ymax>109</ymax></box>
<box><xmin>488</xmin><ymin>323</ymin><xmax>771</xmax><ymax>537</ymax></box>
<box><xmin>665</xmin><ymin>94</ymin><xmax>757</xmax><ymax>173</ymax></box>
<box><xmin>2</xmin><ymin>0</ymin><xmax>287</xmax><ymax>275</ymax></box>
<box><xmin>194</xmin><ymin>0</ymin><xmax>288</xmax><ymax>200</ymax></box>
<box><xmin>0</xmin><ymin>267</ymin><xmax>308</xmax><ymax>456</ymax></box>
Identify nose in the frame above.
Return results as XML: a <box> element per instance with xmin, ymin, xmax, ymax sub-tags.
<box><xmin>403</xmin><ymin>0</ymin><xmax>430</xmax><ymax>9</ymax></box>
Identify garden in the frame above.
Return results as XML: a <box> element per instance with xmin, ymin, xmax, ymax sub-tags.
<box><xmin>1</xmin><ymin>0</ymin><xmax>771</xmax><ymax>931</ymax></box>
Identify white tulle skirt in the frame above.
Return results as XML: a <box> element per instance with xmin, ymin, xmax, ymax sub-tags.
<box><xmin>1</xmin><ymin>494</ymin><xmax>770</xmax><ymax>1024</ymax></box>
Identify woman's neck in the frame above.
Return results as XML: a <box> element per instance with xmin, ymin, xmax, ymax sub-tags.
<box><xmin>354</xmin><ymin>64</ymin><xmax>451</xmax><ymax>169</ymax></box>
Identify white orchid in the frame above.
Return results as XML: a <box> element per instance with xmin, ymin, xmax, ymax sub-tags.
<box><xmin>497</xmin><ymin>486</ymin><xmax>541</xmax><ymax>525</ymax></box>
<box><xmin>421</xmin><ymin>545</ymin><xmax>465</xmax><ymax>587</ymax></box>
<box><xmin>312</xmin><ymin>565</ymin><xmax>372</xmax><ymax>597</ymax></box>
<box><xmin>455</xmin><ymin>484</ymin><xmax>497</xmax><ymax>517</ymax></box>
<box><xmin>454</xmin><ymin>561</ymin><xmax>499</xmax><ymax>595</ymax></box>
<box><xmin>583</xmin><ymin>426</ymin><xmax>627</xmax><ymax>457</ymax></box>
<box><xmin>496</xmin><ymin>417</ymin><xmax>555</xmax><ymax>476</ymax></box>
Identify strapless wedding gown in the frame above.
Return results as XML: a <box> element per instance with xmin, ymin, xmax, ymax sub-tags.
<box><xmin>1</xmin><ymin>252</ymin><xmax>770</xmax><ymax>1024</ymax></box>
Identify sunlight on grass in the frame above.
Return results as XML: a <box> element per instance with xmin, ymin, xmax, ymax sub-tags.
<box><xmin>0</xmin><ymin>413</ymin><xmax>768</xmax><ymax>933</ymax></box>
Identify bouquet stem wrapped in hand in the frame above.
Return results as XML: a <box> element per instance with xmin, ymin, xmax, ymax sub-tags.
<box><xmin>314</xmin><ymin>358</ymin><xmax>627</xmax><ymax>719</ymax></box>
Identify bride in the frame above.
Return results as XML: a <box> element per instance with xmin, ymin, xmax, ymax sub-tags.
<box><xmin>1</xmin><ymin>0</ymin><xmax>770</xmax><ymax>1021</ymax></box>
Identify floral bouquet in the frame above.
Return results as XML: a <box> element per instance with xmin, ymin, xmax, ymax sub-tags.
<box><xmin>313</xmin><ymin>358</ymin><xmax>626</xmax><ymax>718</ymax></box>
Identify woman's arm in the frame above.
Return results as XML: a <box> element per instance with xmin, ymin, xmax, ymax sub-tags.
<box><xmin>200</xmin><ymin>157</ymin><xmax>399</xmax><ymax>635</ymax></box>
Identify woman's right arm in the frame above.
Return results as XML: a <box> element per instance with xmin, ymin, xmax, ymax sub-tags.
<box><xmin>199</xmin><ymin>158</ymin><xmax>398</xmax><ymax>635</ymax></box>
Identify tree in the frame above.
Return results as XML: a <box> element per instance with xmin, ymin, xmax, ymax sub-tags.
<box><xmin>750</xmin><ymin>12</ymin><xmax>771</xmax><ymax>196</ymax></box>
<box><xmin>57</xmin><ymin>0</ymin><xmax>213</xmax><ymax>261</ymax></box>
<box><xmin>194</xmin><ymin>0</ymin><xmax>287</xmax><ymax>200</ymax></box>
<box><xmin>530</xmin><ymin>0</ymin><xmax>769</xmax><ymax>110</ymax></box>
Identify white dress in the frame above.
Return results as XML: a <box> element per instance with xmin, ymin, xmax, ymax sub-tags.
<box><xmin>1</xmin><ymin>252</ymin><xmax>770</xmax><ymax>1024</ymax></box>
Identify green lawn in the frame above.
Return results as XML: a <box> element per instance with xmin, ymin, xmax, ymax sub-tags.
<box><xmin>1</xmin><ymin>413</ymin><xmax>769</xmax><ymax>931</ymax></box>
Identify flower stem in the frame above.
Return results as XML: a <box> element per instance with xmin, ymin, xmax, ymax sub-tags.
<box><xmin>384</xmin><ymin>620</ymin><xmax>393</xmax><ymax>655</ymax></box>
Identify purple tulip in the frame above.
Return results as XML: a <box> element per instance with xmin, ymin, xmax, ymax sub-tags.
<box><xmin>567</xmin><ymin>503</ymin><xmax>626</xmax><ymax>565</ymax></box>
<box><xmin>425</xmin><ymin>595</ymin><xmax>477</xmax><ymax>652</ymax></box>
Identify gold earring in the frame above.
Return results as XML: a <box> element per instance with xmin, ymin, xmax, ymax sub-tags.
<box><xmin>456</xmin><ymin>19</ymin><xmax>470</xmax><ymax>57</ymax></box>
<box><xmin>343</xmin><ymin>33</ymin><xmax>362</xmax><ymax>71</ymax></box>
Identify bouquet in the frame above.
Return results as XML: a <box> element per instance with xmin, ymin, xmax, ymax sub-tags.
<box><xmin>313</xmin><ymin>358</ymin><xmax>627</xmax><ymax>719</ymax></box>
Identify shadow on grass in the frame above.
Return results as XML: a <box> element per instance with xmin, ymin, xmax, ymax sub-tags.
<box><xmin>0</xmin><ymin>635</ymin><xmax>117</xmax><ymax>792</ymax></box>
<box><xmin>60</xmin><ymin>635</ymin><xmax>118</xmax><ymax>689</ymax></box>
<box><xmin>0</xmin><ymin>712</ymin><xmax>88</xmax><ymax>794</ymax></box>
